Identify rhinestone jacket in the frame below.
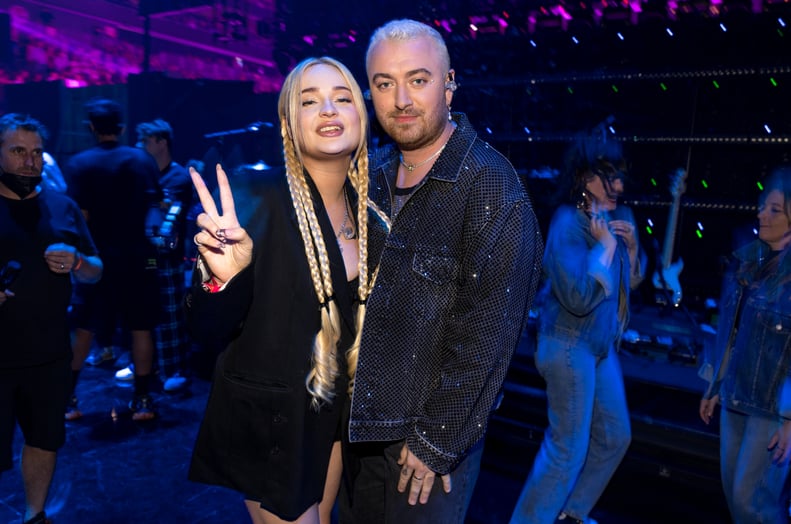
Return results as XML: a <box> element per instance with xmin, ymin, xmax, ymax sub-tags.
<box><xmin>349</xmin><ymin>113</ymin><xmax>543</xmax><ymax>474</ymax></box>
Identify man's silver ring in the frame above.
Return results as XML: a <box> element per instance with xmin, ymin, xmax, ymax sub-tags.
<box><xmin>60</xmin><ymin>263</ymin><xmax>65</xmax><ymax>270</ymax></box>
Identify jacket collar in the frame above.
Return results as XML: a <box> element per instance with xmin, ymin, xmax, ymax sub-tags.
<box><xmin>372</xmin><ymin>112</ymin><xmax>477</xmax><ymax>186</ymax></box>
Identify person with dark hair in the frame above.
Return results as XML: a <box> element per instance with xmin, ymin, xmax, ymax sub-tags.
<box><xmin>339</xmin><ymin>19</ymin><xmax>543</xmax><ymax>523</ymax></box>
<box><xmin>186</xmin><ymin>57</ymin><xmax>389</xmax><ymax>523</ymax></box>
<box><xmin>0</xmin><ymin>113</ymin><xmax>102</xmax><ymax>524</ymax></box>
<box><xmin>63</xmin><ymin>97</ymin><xmax>161</xmax><ymax>421</ymax></box>
<box><xmin>699</xmin><ymin>166</ymin><xmax>791</xmax><ymax>523</ymax></box>
<box><xmin>109</xmin><ymin>118</ymin><xmax>193</xmax><ymax>392</ymax></box>
<box><xmin>509</xmin><ymin>133</ymin><xmax>643</xmax><ymax>524</ymax></box>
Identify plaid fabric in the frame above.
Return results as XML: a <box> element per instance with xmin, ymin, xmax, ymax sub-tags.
<box><xmin>155</xmin><ymin>255</ymin><xmax>189</xmax><ymax>377</ymax></box>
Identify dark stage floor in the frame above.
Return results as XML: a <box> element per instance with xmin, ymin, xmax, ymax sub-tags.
<box><xmin>1</xmin><ymin>334</ymin><xmax>737</xmax><ymax>524</ymax></box>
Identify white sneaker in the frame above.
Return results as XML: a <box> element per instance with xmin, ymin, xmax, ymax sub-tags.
<box><xmin>163</xmin><ymin>374</ymin><xmax>187</xmax><ymax>392</ymax></box>
<box><xmin>115</xmin><ymin>364</ymin><xmax>135</xmax><ymax>381</ymax></box>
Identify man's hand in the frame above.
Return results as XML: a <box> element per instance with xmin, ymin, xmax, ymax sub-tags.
<box><xmin>44</xmin><ymin>242</ymin><xmax>80</xmax><ymax>274</ymax></box>
<box><xmin>397</xmin><ymin>442</ymin><xmax>452</xmax><ymax>505</ymax></box>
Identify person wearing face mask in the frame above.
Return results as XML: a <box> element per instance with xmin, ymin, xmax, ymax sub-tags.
<box><xmin>0</xmin><ymin>113</ymin><xmax>102</xmax><ymax>524</ymax></box>
<box><xmin>509</xmin><ymin>133</ymin><xmax>644</xmax><ymax>524</ymax></box>
<box><xmin>698</xmin><ymin>166</ymin><xmax>791</xmax><ymax>523</ymax></box>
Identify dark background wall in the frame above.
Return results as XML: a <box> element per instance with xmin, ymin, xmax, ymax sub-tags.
<box><xmin>0</xmin><ymin>0</ymin><xmax>790</xmax><ymax>306</ymax></box>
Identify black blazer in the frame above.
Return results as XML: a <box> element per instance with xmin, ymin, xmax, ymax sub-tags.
<box><xmin>185</xmin><ymin>167</ymin><xmax>388</xmax><ymax>520</ymax></box>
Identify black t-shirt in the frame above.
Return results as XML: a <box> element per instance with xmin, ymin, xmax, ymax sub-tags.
<box><xmin>64</xmin><ymin>141</ymin><xmax>159</xmax><ymax>268</ymax></box>
<box><xmin>0</xmin><ymin>189</ymin><xmax>97</xmax><ymax>367</ymax></box>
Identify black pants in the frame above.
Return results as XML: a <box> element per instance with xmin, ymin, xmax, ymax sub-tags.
<box><xmin>338</xmin><ymin>435</ymin><xmax>484</xmax><ymax>524</ymax></box>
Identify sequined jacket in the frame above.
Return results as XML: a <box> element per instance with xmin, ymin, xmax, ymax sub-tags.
<box><xmin>349</xmin><ymin>113</ymin><xmax>543</xmax><ymax>474</ymax></box>
<box><xmin>703</xmin><ymin>240</ymin><xmax>791</xmax><ymax>421</ymax></box>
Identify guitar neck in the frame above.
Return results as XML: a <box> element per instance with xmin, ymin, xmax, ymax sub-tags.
<box><xmin>661</xmin><ymin>196</ymin><xmax>681</xmax><ymax>269</ymax></box>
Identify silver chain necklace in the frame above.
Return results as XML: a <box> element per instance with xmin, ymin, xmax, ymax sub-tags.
<box><xmin>399</xmin><ymin>142</ymin><xmax>447</xmax><ymax>172</ymax></box>
<box><xmin>336</xmin><ymin>189</ymin><xmax>355</xmax><ymax>240</ymax></box>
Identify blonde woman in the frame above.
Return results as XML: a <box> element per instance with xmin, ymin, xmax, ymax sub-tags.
<box><xmin>185</xmin><ymin>57</ymin><xmax>389</xmax><ymax>524</ymax></box>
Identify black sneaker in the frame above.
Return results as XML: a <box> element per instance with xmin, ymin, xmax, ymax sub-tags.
<box><xmin>23</xmin><ymin>511</ymin><xmax>51</xmax><ymax>524</ymax></box>
<box><xmin>129</xmin><ymin>394</ymin><xmax>156</xmax><ymax>421</ymax></box>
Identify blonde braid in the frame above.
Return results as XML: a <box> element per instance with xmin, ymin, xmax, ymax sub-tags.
<box><xmin>281</xmin><ymin>121</ymin><xmax>325</xmax><ymax>301</ymax></box>
<box><xmin>281</xmin><ymin>119</ymin><xmax>342</xmax><ymax>409</ymax></box>
<box><xmin>288</xmin><ymin>156</ymin><xmax>344</xmax><ymax>410</ymax></box>
<box><xmin>344</xmin><ymin>146</ymin><xmax>393</xmax><ymax>393</ymax></box>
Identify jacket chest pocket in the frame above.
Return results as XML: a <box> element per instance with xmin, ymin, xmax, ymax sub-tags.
<box><xmin>753</xmin><ymin>302</ymin><xmax>791</xmax><ymax>338</ymax></box>
<box><xmin>412</xmin><ymin>253</ymin><xmax>459</xmax><ymax>285</ymax></box>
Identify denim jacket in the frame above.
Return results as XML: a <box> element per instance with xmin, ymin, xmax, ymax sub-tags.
<box><xmin>349</xmin><ymin>113</ymin><xmax>543</xmax><ymax>474</ymax></box>
<box><xmin>537</xmin><ymin>205</ymin><xmax>643</xmax><ymax>357</ymax></box>
<box><xmin>703</xmin><ymin>240</ymin><xmax>791</xmax><ymax>421</ymax></box>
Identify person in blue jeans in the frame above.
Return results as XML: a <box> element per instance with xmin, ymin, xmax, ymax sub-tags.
<box><xmin>699</xmin><ymin>165</ymin><xmax>791</xmax><ymax>523</ymax></box>
<box><xmin>510</xmin><ymin>133</ymin><xmax>644</xmax><ymax>524</ymax></box>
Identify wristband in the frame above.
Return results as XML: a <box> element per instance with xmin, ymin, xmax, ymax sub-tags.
<box><xmin>72</xmin><ymin>252</ymin><xmax>83</xmax><ymax>272</ymax></box>
<box><xmin>202</xmin><ymin>276</ymin><xmax>223</xmax><ymax>293</ymax></box>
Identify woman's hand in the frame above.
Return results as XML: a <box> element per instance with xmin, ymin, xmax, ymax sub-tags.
<box><xmin>609</xmin><ymin>219</ymin><xmax>639</xmax><ymax>267</ymax></box>
<box><xmin>699</xmin><ymin>395</ymin><xmax>719</xmax><ymax>425</ymax></box>
<box><xmin>609</xmin><ymin>219</ymin><xmax>637</xmax><ymax>252</ymax></box>
<box><xmin>190</xmin><ymin>164</ymin><xmax>253</xmax><ymax>285</ymax></box>
<box><xmin>769</xmin><ymin>420</ymin><xmax>791</xmax><ymax>465</ymax></box>
<box><xmin>588</xmin><ymin>203</ymin><xmax>617</xmax><ymax>250</ymax></box>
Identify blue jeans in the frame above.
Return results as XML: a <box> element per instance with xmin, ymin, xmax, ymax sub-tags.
<box><xmin>510</xmin><ymin>335</ymin><xmax>631</xmax><ymax>524</ymax></box>
<box><xmin>720</xmin><ymin>408</ymin><xmax>790</xmax><ymax>523</ymax></box>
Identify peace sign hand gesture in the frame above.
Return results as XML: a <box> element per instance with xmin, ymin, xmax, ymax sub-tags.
<box><xmin>190</xmin><ymin>164</ymin><xmax>253</xmax><ymax>286</ymax></box>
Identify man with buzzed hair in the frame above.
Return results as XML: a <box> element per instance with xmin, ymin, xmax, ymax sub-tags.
<box><xmin>0</xmin><ymin>113</ymin><xmax>102</xmax><ymax>524</ymax></box>
<box><xmin>64</xmin><ymin>98</ymin><xmax>161</xmax><ymax>421</ymax></box>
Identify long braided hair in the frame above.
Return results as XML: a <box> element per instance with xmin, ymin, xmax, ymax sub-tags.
<box><xmin>277</xmin><ymin>56</ymin><xmax>389</xmax><ymax>410</ymax></box>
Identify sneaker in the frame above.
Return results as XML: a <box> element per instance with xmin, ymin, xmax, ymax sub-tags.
<box><xmin>115</xmin><ymin>364</ymin><xmax>135</xmax><ymax>381</ymax></box>
<box><xmin>85</xmin><ymin>347</ymin><xmax>114</xmax><ymax>366</ymax></box>
<box><xmin>163</xmin><ymin>374</ymin><xmax>188</xmax><ymax>392</ymax></box>
<box><xmin>129</xmin><ymin>394</ymin><xmax>156</xmax><ymax>421</ymax></box>
<box><xmin>65</xmin><ymin>395</ymin><xmax>82</xmax><ymax>421</ymax></box>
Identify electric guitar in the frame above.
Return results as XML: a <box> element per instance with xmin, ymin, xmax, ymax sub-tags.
<box><xmin>652</xmin><ymin>168</ymin><xmax>687</xmax><ymax>306</ymax></box>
